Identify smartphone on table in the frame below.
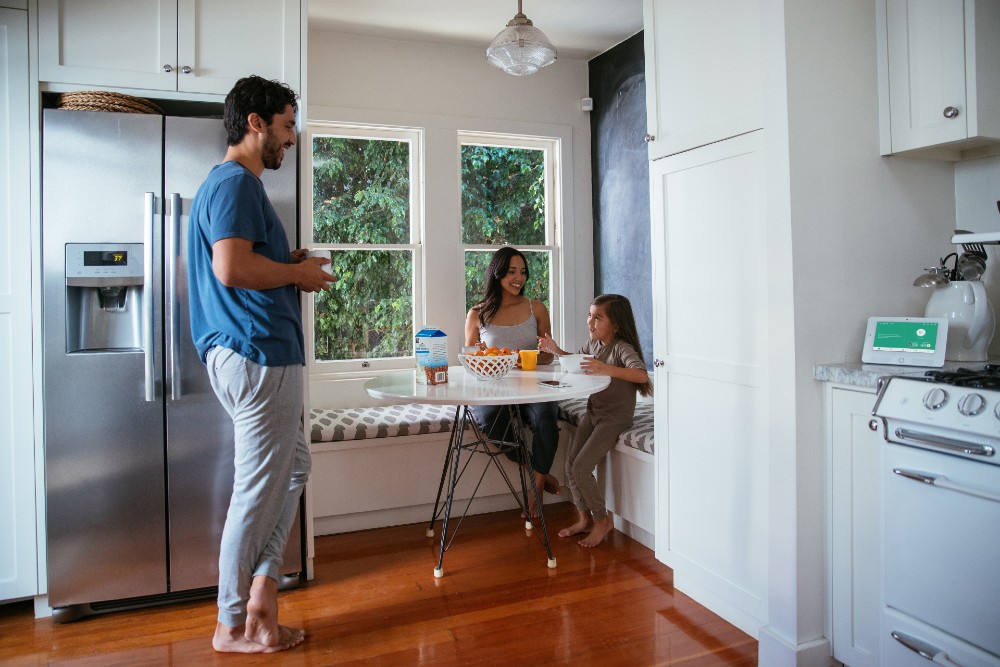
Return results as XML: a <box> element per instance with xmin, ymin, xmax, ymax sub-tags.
<box><xmin>538</xmin><ymin>380</ymin><xmax>571</xmax><ymax>388</ymax></box>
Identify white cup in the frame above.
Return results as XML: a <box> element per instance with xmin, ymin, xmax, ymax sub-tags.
<box><xmin>306</xmin><ymin>249</ymin><xmax>331</xmax><ymax>262</ymax></box>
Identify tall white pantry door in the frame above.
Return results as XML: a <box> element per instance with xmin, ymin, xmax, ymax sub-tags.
<box><xmin>0</xmin><ymin>6</ymin><xmax>37</xmax><ymax>602</ymax></box>
<box><xmin>649</xmin><ymin>130</ymin><xmax>768</xmax><ymax>633</ymax></box>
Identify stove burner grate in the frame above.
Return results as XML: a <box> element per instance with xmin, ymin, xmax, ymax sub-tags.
<box><xmin>923</xmin><ymin>367</ymin><xmax>1000</xmax><ymax>389</ymax></box>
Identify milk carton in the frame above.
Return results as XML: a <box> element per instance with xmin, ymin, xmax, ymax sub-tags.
<box><xmin>415</xmin><ymin>326</ymin><xmax>448</xmax><ymax>385</ymax></box>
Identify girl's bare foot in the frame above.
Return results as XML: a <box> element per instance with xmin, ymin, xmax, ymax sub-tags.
<box><xmin>578</xmin><ymin>515</ymin><xmax>614</xmax><ymax>548</ymax></box>
<box><xmin>558</xmin><ymin>510</ymin><xmax>591</xmax><ymax>538</ymax></box>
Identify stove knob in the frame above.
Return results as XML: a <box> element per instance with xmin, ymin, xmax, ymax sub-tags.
<box><xmin>958</xmin><ymin>393</ymin><xmax>987</xmax><ymax>416</ymax></box>
<box><xmin>923</xmin><ymin>387</ymin><xmax>949</xmax><ymax>411</ymax></box>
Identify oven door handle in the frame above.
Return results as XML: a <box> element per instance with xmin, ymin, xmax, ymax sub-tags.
<box><xmin>893</xmin><ymin>428</ymin><xmax>995</xmax><ymax>458</ymax></box>
<box><xmin>891</xmin><ymin>630</ymin><xmax>963</xmax><ymax>667</ymax></box>
<box><xmin>893</xmin><ymin>468</ymin><xmax>1000</xmax><ymax>504</ymax></box>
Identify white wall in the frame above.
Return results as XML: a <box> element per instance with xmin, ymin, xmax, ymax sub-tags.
<box><xmin>307</xmin><ymin>30</ymin><xmax>595</xmax><ymax>408</ymax></box>
<box><xmin>762</xmin><ymin>0</ymin><xmax>960</xmax><ymax>659</ymax></box>
<box><xmin>956</xmin><ymin>155</ymin><xmax>1000</xmax><ymax>326</ymax></box>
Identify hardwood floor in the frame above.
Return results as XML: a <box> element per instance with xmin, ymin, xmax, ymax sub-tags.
<box><xmin>0</xmin><ymin>502</ymin><xmax>757</xmax><ymax>665</ymax></box>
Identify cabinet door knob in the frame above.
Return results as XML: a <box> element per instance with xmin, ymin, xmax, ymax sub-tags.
<box><xmin>943</xmin><ymin>106</ymin><xmax>960</xmax><ymax>119</ymax></box>
<box><xmin>163</xmin><ymin>64</ymin><xmax>173</xmax><ymax>73</ymax></box>
<box><xmin>181</xmin><ymin>66</ymin><xmax>192</xmax><ymax>74</ymax></box>
<box><xmin>653</xmin><ymin>359</ymin><xmax>665</xmax><ymax>367</ymax></box>
<box><xmin>644</xmin><ymin>134</ymin><xmax>654</xmax><ymax>143</ymax></box>
<box><xmin>868</xmin><ymin>419</ymin><xmax>880</xmax><ymax>432</ymax></box>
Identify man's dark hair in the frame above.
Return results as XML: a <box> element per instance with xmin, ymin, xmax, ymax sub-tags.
<box><xmin>223</xmin><ymin>75</ymin><xmax>299</xmax><ymax>146</ymax></box>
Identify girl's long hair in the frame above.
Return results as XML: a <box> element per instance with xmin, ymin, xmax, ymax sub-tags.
<box><xmin>592</xmin><ymin>294</ymin><xmax>653</xmax><ymax>397</ymax></box>
<box><xmin>476</xmin><ymin>246</ymin><xmax>528</xmax><ymax>326</ymax></box>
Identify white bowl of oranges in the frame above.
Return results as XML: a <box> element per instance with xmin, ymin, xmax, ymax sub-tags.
<box><xmin>458</xmin><ymin>346</ymin><xmax>519</xmax><ymax>381</ymax></box>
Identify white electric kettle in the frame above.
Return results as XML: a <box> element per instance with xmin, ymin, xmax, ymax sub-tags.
<box><xmin>924</xmin><ymin>280</ymin><xmax>995</xmax><ymax>361</ymax></box>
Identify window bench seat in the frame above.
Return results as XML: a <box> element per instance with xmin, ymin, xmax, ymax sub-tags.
<box><xmin>310</xmin><ymin>403</ymin><xmax>457</xmax><ymax>445</ymax></box>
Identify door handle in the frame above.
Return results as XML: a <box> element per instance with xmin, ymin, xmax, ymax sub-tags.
<box><xmin>143</xmin><ymin>192</ymin><xmax>156</xmax><ymax>402</ymax></box>
<box><xmin>167</xmin><ymin>193</ymin><xmax>182</xmax><ymax>400</ymax></box>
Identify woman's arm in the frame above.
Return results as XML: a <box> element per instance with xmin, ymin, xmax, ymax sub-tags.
<box><xmin>532</xmin><ymin>299</ymin><xmax>555</xmax><ymax>364</ymax></box>
<box><xmin>465</xmin><ymin>308</ymin><xmax>482</xmax><ymax>346</ymax></box>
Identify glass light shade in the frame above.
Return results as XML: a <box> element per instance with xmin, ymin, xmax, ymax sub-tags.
<box><xmin>486</xmin><ymin>23</ymin><xmax>557</xmax><ymax>76</ymax></box>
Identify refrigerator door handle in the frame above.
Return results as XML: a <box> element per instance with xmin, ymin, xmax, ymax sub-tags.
<box><xmin>167</xmin><ymin>193</ymin><xmax>182</xmax><ymax>400</ymax></box>
<box><xmin>144</xmin><ymin>192</ymin><xmax>156</xmax><ymax>402</ymax></box>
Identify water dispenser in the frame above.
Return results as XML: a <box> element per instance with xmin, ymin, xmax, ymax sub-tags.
<box><xmin>65</xmin><ymin>243</ymin><xmax>145</xmax><ymax>352</ymax></box>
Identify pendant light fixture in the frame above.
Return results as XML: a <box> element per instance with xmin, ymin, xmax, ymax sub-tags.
<box><xmin>485</xmin><ymin>0</ymin><xmax>557</xmax><ymax>76</ymax></box>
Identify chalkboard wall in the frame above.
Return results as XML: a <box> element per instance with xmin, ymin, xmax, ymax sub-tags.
<box><xmin>589</xmin><ymin>32</ymin><xmax>653</xmax><ymax>368</ymax></box>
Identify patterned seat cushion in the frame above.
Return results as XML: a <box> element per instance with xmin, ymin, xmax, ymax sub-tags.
<box><xmin>557</xmin><ymin>398</ymin><xmax>655</xmax><ymax>455</ymax></box>
<box><xmin>310</xmin><ymin>403</ymin><xmax>457</xmax><ymax>443</ymax></box>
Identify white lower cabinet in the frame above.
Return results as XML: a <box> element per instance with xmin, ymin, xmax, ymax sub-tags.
<box><xmin>650</xmin><ymin>131</ymin><xmax>768</xmax><ymax>636</ymax></box>
<box><xmin>826</xmin><ymin>384</ymin><xmax>881</xmax><ymax>667</ymax></box>
<box><xmin>0</xmin><ymin>5</ymin><xmax>37</xmax><ymax>603</ymax></box>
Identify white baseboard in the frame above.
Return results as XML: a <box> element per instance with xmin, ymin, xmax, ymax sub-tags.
<box><xmin>757</xmin><ymin>626</ymin><xmax>834</xmax><ymax>667</ymax></box>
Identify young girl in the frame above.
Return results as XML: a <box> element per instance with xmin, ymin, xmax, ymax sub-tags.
<box><xmin>538</xmin><ymin>294</ymin><xmax>652</xmax><ymax>548</ymax></box>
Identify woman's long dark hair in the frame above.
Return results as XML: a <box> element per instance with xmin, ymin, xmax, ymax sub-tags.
<box><xmin>592</xmin><ymin>294</ymin><xmax>653</xmax><ymax>397</ymax></box>
<box><xmin>476</xmin><ymin>246</ymin><xmax>528</xmax><ymax>326</ymax></box>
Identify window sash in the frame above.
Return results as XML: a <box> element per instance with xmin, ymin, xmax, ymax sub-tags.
<box><xmin>304</xmin><ymin>122</ymin><xmax>423</xmax><ymax>372</ymax></box>
<box><xmin>459</xmin><ymin>133</ymin><xmax>561</xmax><ymax>340</ymax></box>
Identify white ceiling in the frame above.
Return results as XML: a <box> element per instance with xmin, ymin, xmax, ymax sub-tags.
<box><xmin>308</xmin><ymin>0</ymin><xmax>644</xmax><ymax>60</ymax></box>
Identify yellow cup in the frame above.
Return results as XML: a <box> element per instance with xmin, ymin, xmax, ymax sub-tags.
<box><xmin>518</xmin><ymin>349</ymin><xmax>538</xmax><ymax>370</ymax></box>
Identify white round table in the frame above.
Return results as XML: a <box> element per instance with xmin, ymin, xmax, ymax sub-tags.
<box><xmin>365</xmin><ymin>366</ymin><xmax>610</xmax><ymax>406</ymax></box>
<box><xmin>365</xmin><ymin>366</ymin><xmax>610</xmax><ymax>577</ymax></box>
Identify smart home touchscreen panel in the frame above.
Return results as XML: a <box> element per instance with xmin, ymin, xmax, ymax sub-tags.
<box><xmin>861</xmin><ymin>317</ymin><xmax>949</xmax><ymax>367</ymax></box>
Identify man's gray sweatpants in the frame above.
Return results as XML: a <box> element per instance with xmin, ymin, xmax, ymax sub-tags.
<box><xmin>206</xmin><ymin>346</ymin><xmax>312</xmax><ymax>628</ymax></box>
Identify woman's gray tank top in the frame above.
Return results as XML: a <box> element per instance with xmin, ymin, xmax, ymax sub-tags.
<box><xmin>480</xmin><ymin>300</ymin><xmax>538</xmax><ymax>351</ymax></box>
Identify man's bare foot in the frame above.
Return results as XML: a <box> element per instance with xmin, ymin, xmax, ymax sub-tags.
<box><xmin>578</xmin><ymin>515</ymin><xmax>614</xmax><ymax>548</ymax></box>
<box><xmin>244</xmin><ymin>575</ymin><xmax>304</xmax><ymax>651</ymax></box>
<box><xmin>213</xmin><ymin>622</ymin><xmax>285</xmax><ymax>654</ymax></box>
<box><xmin>558</xmin><ymin>510</ymin><xmax>591</xmax><ymax>538</ymax></box>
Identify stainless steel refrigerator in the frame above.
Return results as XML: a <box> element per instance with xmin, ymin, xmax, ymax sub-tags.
<box><xmin>41</xmin><ymin>108</ymin><xmax>304</xmax><ymax>621</ymax></box>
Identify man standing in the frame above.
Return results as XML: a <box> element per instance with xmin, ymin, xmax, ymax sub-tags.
<box><xmin>188</xmin><ymin>75</ymin><xmax>333</xmax><ymax>653</ymax></box>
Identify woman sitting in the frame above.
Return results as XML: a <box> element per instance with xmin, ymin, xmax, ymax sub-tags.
<box><xmin>465</xmin><ymin>246</ymin><xmax>559</xmax><ymax>516</ymax></box>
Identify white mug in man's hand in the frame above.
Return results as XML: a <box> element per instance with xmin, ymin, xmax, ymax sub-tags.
<box><xmin>306</xmin><ymin>249</ymin><xmax>331</xmax><ymax>262</ymax></box>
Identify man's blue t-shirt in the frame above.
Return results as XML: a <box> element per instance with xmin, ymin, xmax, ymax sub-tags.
<box><xmin>188</xmin><ymin>161</ymin><xmax>304</xmax><ymax>367</ymax></box>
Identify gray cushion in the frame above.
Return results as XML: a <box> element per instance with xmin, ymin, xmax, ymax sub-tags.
<box><xmin>310</xmin><ymin>403</ymin><xmax>457</xmax><ymax>443</ymax></box>
<box><xmin>557</xmin><ymin>398</ymin><xmax>655</xmax><ymax>455</ymax></box>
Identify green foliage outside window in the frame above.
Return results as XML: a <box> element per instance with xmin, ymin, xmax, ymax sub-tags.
<box><xmin>461</xmin><ymin>145</ymin><xmax>545</xmax><ymax>245</ymax></box>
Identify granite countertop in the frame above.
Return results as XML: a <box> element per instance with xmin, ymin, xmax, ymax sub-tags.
<box><xmin>814</xmin><ymin>360</ymin><xmax>1000</xmax><ymax>390</ymax></box>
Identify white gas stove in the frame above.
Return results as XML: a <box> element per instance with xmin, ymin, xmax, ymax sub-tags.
<box><xmin>872</xmin><ymin>368</ymin><xmax>1000</xmax><ymax>667</ymax></box>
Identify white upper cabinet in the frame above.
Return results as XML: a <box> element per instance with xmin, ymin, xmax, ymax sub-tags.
<box><xmin>642</xmin><ymin>0</ymin><xmax>762</xmax><ymax>160</ymax></box>
<box><xmin>877</xmin><ymin>0</ymin><xmax>1000</xmax><ymax>159</ymax></box>
<box><xmin>38</xmin><ymin>0</ymin><xmax>301</xmax><ymax>95</ymax></box>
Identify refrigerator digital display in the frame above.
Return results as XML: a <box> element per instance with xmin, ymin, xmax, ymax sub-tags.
<box><xmin>83</xmin><ymin>250</ymin><xmax>128</xmax><ymax>267</ymax></box>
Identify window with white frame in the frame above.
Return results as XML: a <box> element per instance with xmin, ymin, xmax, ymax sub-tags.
<box><xmin>306</xmin><ymin>123</ymin><xmax>422</xmax><ymax>368</ymax></box>
<box><xmin>460</xmin><ymin>132</ymin><xmax>559</xmax><ymax>315</ymax></box>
